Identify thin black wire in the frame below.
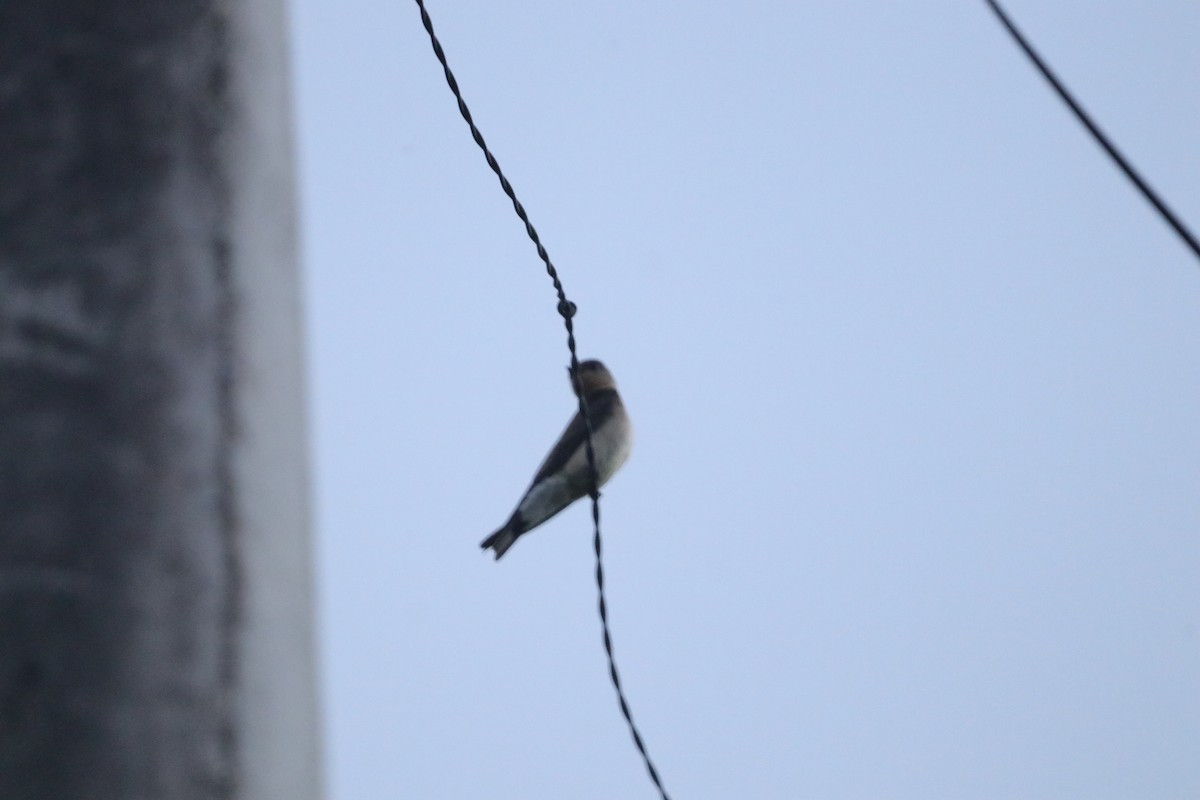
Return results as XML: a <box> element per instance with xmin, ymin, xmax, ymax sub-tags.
<box><xmin>983</xmin><ymin>0</ymin><xmax>1200</xmax><ymax>263</ymax></box>
<box><xmin>412</xmin><ymin>2</ymin><xmax>671</xmax><ymax>797</ymax></box>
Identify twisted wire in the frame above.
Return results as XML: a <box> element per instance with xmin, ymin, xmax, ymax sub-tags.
<box><xmin>413</xmin><ymin>2</ymin><xmax>671</xmax><ymax>797</ymax></box>
<box><xmin>983</xmin><ymin>0</ymin><xmax>1200</xmax><ymax>262</ymax></box>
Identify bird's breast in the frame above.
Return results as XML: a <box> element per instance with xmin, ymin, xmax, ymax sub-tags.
<box><xmin>593</xmin><ymin>401</ymin><xmax>632</xmax><ymax>486</ymax></box>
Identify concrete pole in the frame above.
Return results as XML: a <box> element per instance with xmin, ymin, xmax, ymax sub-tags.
<box><xmin>0</xmin><ymin>1</ymin><xmax>320</xmax><ymax>798</ymax></box>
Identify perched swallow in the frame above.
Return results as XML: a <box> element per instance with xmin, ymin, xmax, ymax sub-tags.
<box><xmin>481</xmin><ymin>359</ymin><xmax>632</xmax><ymax>560</ymax></box>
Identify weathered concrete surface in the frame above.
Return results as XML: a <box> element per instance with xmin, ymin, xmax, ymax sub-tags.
<box><xmin>0</xmin><ymin>1</ymin><xmax>318</xmax><ymax>798</ymax></box>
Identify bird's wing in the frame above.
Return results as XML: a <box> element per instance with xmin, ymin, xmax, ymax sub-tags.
<box><xmin>529</xmin><ymin>389</ymin><xmax>618</xmax><ymax>486</ymax></box>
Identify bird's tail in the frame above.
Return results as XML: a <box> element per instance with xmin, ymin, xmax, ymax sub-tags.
<box><xmin>480</xmin><ymin>524</ymin><xmax>519</xmax><ymax>560</ymax></box>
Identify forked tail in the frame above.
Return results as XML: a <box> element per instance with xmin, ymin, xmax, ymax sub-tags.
<box><xmin>480</xmin><ymin>525</ymin><xmax>518</xmax><ymax>560</ymax></box>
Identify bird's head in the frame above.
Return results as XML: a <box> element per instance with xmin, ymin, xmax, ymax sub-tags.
<box><xmin>569</xmin><ymin>359</ymin><xmax>616</xmax><ymax>396</ymax></box>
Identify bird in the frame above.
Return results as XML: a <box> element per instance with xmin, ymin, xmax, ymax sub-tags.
<box><xmin>481</xmin><ymin>359</ymin><xmax>633</xmax><ymax>560</ymax></box>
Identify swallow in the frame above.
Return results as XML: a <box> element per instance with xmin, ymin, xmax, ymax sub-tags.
<box><xmin>481</xmin><ymin>359</ymin><xmax>633</xmax><ymax>560</ymax></box>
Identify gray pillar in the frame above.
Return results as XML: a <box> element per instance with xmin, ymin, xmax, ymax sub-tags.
<box><xmin>0</xmin><ymin>1</ymin><xmax>320</xmax><ymax>798</ymax></box>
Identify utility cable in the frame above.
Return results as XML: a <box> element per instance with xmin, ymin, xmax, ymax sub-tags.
<box><xmin>412</xmin><ymin>2</ymin><xmax>672</xmax><ymax>797</ymax></box>
<box><xmin>983</xmin><ymin>0</ymin><xmax>1200</xmax><ymax>262</ymax></box>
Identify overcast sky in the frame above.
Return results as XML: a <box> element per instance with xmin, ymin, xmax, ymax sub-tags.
<box><xmin>291</xmin><ymin>2</ymin><xmax>1199</xmax><ymax>797</ymax></box>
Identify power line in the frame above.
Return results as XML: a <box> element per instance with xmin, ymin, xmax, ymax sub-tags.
<box><xmin>411</xmin><ymin>2</ymin><xmax>672</xmax><ymax>797</ymax></box>
<box><xmin>983</xmin><ymin>0</ymin><xmax>1200</xmax><ymax>263</ymax></box>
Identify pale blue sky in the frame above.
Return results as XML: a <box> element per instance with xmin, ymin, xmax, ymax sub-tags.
<box><xmin>292</xmin><ymin>2</ymin><xmax>1199</xmax><ymax>797</ymax></box>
